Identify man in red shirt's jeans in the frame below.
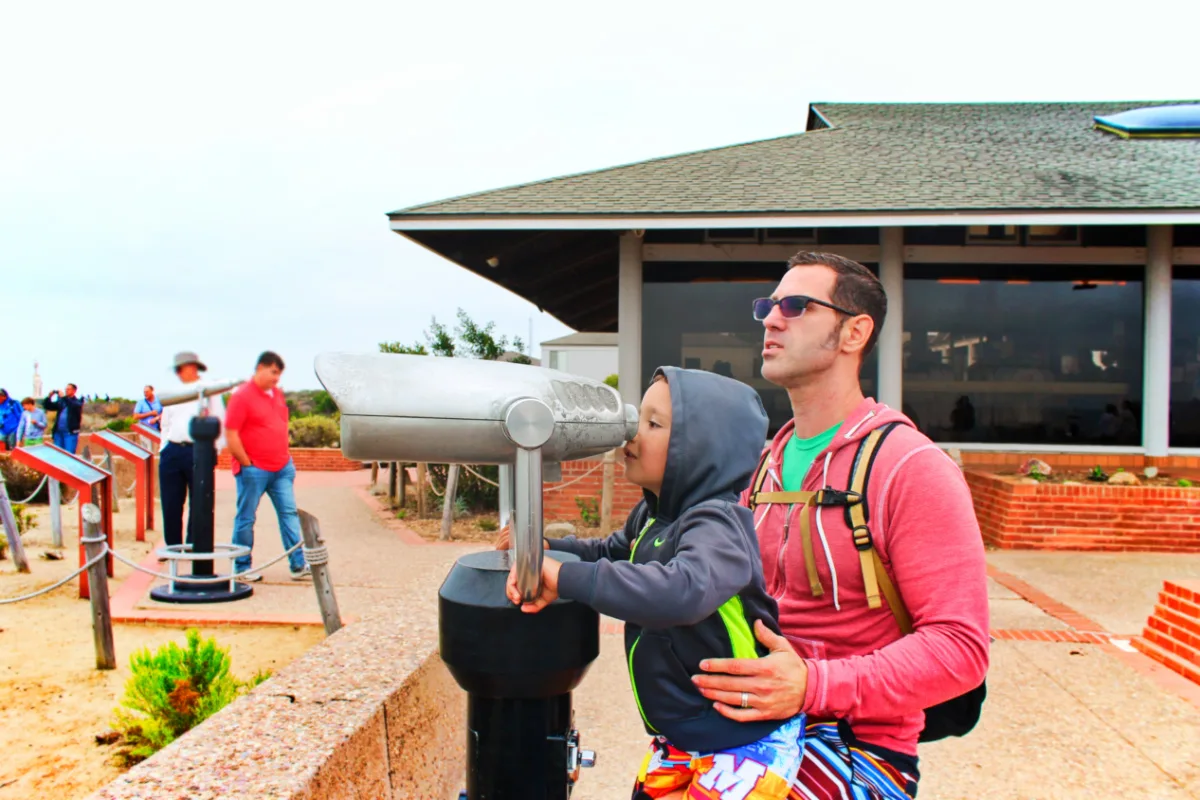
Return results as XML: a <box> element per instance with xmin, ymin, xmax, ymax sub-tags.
<box><xmin>225</xmin><ymin>351</ymin><xmax>310</xmax><ymax>581</ymax></box>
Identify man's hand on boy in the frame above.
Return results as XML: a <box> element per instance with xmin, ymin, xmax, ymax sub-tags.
<box><xmin>504</xmin><ymin>556</ymin><xmax>562</xmax><ymax>613</ymax></box>
<box><xmin>691</xmin><ymin>620</ymin><xmax>808</xmax><ymax>722</ymax></box>
<box><xmin>493</xmin><ymin>523</ymin><xmax>550</xmax><ymax>552</ymax></box>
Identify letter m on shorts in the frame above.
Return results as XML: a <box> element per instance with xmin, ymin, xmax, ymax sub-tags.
<box><xmin>696</xmin><ymin>754</ymin><xmax>768</xmax><ymax>800</ymax></box>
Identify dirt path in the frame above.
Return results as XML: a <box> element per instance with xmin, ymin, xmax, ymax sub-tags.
<box><xmin>0</xmin><ymin>501</ymin><xmax>323</xmax><ymax>800</ymax></box>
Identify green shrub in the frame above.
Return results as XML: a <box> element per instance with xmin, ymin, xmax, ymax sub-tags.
<box><xmin>426</xmin><ymin>463</ymin><xmax>497</xmax><ymax>514</ymax></box>
<box><xmin>105</xmin><ymin>417</ymin><xmax>134</xmax><ymax>432</ymax></box>
<box><xmin>477</xmin><ymin>517</ymin><xmax>499</xmax><ymax>532</ymax></box>
<box><xmin>288</xmin><ymin>415</ymin><xmax>340</xmax><ymax>448</ymax></box>
<box><xmin>576</xmin><ymin>496</ymin><xmax>600</xmax><ymax>526</ymax></box>
<box><xmin>603</xmin><ymin>374</ymin><xmax>619</xmax><ymax>389</ymax></box>
<box><xmin>12</xmin><ymin>503</ymin><xmax>36</xmax><ymax>534</ymax></box>
<box><xmin>111</xmin><ymin>629</ymin><xmax>268</xmax><ymax>764</ymax></box>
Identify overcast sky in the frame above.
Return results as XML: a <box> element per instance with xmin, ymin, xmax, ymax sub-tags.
<box><xmin>2</xmin><ymin>0</ymin><xmax>1195</xmax><ymax>397</ymax></box>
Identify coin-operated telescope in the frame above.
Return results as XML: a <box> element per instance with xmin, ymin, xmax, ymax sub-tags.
<box><xmin>314</xmin><ymin>353</ymin><xmax>638</xmax><ymax>800</ymax></box>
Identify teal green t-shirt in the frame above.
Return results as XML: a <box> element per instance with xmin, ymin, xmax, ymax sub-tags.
<box><xmin>780</xmin><ymin>422</ymin><xmax>842</xmax><ymax>491</ymax></box>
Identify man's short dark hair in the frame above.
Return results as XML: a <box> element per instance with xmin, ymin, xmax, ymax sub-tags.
<box><xmin>786</xmin><ymin>251</ymin><xmax>888</xmax><ymax>357</ymax></box>
<box><xmin>21</xmin><ymin>397</ymin><xmax>34</xmax><ymax>406</ymax></box>
<box><xmin>66</xmin><ymin>383</ymin><xmax>77</xmax><ymax>391</ymax></box>
<box><xmin>145</xmin><ymin>384</ymin><xmax>154</xmax><ymax>392</ymax></box>
<box><xmin>257</xmin><ymin>351</ymin><xmax>285</xmax><ymax>371</ymax></box>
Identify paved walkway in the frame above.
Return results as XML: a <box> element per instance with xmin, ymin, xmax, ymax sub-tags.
<box><xmin>104</xmin><ymin>470</ymin><xmax>1200</xmax><ymax>798</ymax></box>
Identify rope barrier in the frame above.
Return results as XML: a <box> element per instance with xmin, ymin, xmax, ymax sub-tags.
<box><xmin>462</xmin><ymin>465</ymin><xmax>500</xmax><ymax>487</ymax></box>
<box><xmin>108</xmin><ymin>541</ymin><xmax>304</xmax><ymax>583</ymax></box>
<box><xmin>543</xmin><ymin>460</ymin><xmax>604</xmax><ymax>492</ymax></box>
<box><xmin>11</xmin><ymin>475</ymin><xmax>49</xmax><ymax>504</ymax></box>
<box><xmin>302</xmin><ymin>545</ymin><xmax>329</xmax><ymax>566</ymax></box>
<box><xmin>0</xmin><ymin>547</ymin><xmax>107</xmax><ymax>605</ymax></box>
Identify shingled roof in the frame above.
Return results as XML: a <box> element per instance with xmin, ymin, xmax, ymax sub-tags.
<box><xmin>391</xmin><ymin>101</ymin><xmax>1200</xmax><ymax>220</ymax></box>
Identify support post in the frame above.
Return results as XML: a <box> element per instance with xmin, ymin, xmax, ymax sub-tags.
<box><xmin>398</xmin><ymin>462</ymin><xmax>408</xmax><ymax>509</ymax></box>
<box><xmin>440</xmin><ymin>464</ymin><xmax>460</xmax><ymax>541</ymax></box>
<box><xmin>877</xmin><ymin>227</ymin><xmax>905</xmax><ymax>411</ymax></box>
<box><xmin>370</xmin><ymin>461</ymin><xmax>379</xmax><ymax>488</ymax></box>
<box><xmin>618</xmin><ymin>231</ymin><xmax>644</xmax><ymax>407</ymax></box>
<box><xmin>416</xmin><ymin>463</ymin><xmax>428</xmax><ymax>518</ymax></box>
<box><xmin>388</xmin><ymin>461</ymin><xmax>398</xmax><ymax>507</ymax></box>
<box><xmin>599</xmin><ymin>449</ymin><xmax>616</xmax><ymax>534</ymax></box>
<box><xmin>49</xmin><ymin>479</ymin><xmax>63</xmax><ymax>548</ymax></box>
<box><xmin>498</xmin><ymin>464</ymin><xmax>514</xmax><ymax>530</ymax></box>
<box><xmin>82</xmin><ymin>503</ymin><xmax>116</xmax><ymax>670</ymax></box>
<box><xmin>1144</xmin><ymin>225</ymin><xmax>1173</xmax><ymax>457</ymax></box>
<box><xmin>297</xmin><ymin>509</ymin><xmax>343</xmax><ymax>636</ymax></box>
<box><xmin>104</xmin><ymin>451</ymin><xmax>120</xmax><ymax>512</ymax></box>
<box><xmin>0</xmin><ymin>473</ymin><xmax>31</xmax><ymax>573</ymax></box>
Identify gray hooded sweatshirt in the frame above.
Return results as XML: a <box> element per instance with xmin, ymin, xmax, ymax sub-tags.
<box><xmin>551</xmin><ymin>366</ymin><xmax>785</xmax><ymax>752</ymax></box>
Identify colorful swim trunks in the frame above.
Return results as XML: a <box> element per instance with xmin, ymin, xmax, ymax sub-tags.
<box><xmin>632</xmin><ymin>715</ymin><xmax>805</xmax><ymax>799</ymax></box>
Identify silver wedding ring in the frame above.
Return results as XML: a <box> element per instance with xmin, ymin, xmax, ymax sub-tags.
<box><xmin>740</xmin><ymin>691</ymin><xmax>750</xmax><ymax>709</ymax></box>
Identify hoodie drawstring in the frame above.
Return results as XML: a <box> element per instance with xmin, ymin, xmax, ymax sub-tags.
<box><xmin>814</xmin><ymin>450</ymin><xmax>841</xmax><ymax>611</ymax></box>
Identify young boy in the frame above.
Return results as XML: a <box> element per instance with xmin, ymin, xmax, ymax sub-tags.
<box><xmin>505</xmin><ymin>366</ymin><xmax>805</xmax><ymax>799</ymax></box>
<box><xmin>16</xmin><ymin>397</ymin><xmax>48</xmax><ymax>447</ymax></box>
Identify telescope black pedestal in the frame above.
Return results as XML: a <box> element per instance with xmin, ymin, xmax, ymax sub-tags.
<box><xmin>151</xmin><ymin>415</ymin><xmax>252</xmax><ymax>604</ymax></box>
<box><xmin>440</xmin><ymin>550</ymin><xmax>599</xmax><ymax>800</ymax></box>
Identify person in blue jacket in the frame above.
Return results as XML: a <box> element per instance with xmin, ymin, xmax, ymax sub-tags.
<box><xmin>0</xmin><ymin>389</ymin><xmax>21</xmax><ymax>450</ymax></box>
<box><xmin>505</xmin><ymin>367</ymin><xmax>806</xmax><ymax>799</ymax></box>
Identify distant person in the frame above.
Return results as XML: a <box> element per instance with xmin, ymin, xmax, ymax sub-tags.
<box><xmin>43</xmin><ymin>384</ymin><xmax>84</xmax><ymax>454</ymax></box>
<box><xmin>0</xmin><ymin>389</ymin><xmax>19</xmax><ymax>448</ymax></box>
<box><xmin>0</xmin><ymin>389</ymin><xmax>22</xmax><ymax>450</ymax></box>
<box><xmin>133</xmin><ymin>385</ymin><xmax>163</xmax><ymax>431</ymax></box>
<box><xmin>158</xmin><ymin>352</ymin><xmax>226</xmax><ymax>558</ymax></box>
<box><xmin>16</xmin><ymin>397</ymin><xmax>48</xmax><ymax>447</ymax></box>
<box><xmin>225</xmin><ymin>351</ymin><xmax>310</xmax><ymax>581</ymax></box>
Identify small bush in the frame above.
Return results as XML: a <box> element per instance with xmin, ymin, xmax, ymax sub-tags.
<box><xmin>0</xmin><ymin>456</ymin><xmax>48</xmax><ymax>503</ymax></box>
<box><xmin>425</xmin><ymin>463</ymin><xmax>497</xmax><ymax>514</ymax></box>
<box><xmin>111</xmin><ymin>629</ymin><xmax>267</xmax><ymax>765</ymax></box>
<box><xmin>395</xmin><ymin>508</ymin><xmax>407</xmax><ymax>520</ymax></box>
<box><xmin>576</xmin><ymin>496</ymin><xmax>600</xmax><ymax>526</ymax></box>
<box><xmin>289</xmin><ymin>416</ymin><xmax>340</xmax><ymax>448</ymax></box>
<box><xmin>12</xmin><ymin>503</ymin><xmax>37</xmax><ymax>534</ymax></box>
<box><xmin>477</xmin><ymin>517</ymin><xmax>499</xmax><ymax>532</ymax></box>
<box><xmin>603</xmin><ymin>374</ymin><xmax>619</xmax><ymax>389</ymax></box>
<box><xmin>105</xmin><ymin>417</ymin><xmax>134</xmax><ymax>432</ymax></box>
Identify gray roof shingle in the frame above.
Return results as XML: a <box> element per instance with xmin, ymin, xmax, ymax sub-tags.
<box><xmin>390</xmin><ymin>102</ymin><xmax>1200</xmax><ymax>218</ymax></box>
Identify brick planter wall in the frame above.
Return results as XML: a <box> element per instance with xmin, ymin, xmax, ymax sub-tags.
<box><xmin>216</xmin><ymin>448</ymin><xmax>364</xmax><ymax>472</ymax></box>
<box><xmin>543</xmin><ymin>454</ymin><xmax>642</xmax><ymax>524</ymax></box>
<box><xmin>966</xmin><ymin>471</ymin><xmax>1200</xmax><ymax>552</ymax></box>
<box><xmin>1134</xmin><ymin>580</ymin><xmax>1200</xmax><ymax>685</ymax></box>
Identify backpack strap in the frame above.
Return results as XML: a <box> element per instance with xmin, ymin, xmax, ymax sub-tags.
<box><xmin>845</xmin><ymin>422</ymin><xmax>914</xmax><ymax>634</ymax></box>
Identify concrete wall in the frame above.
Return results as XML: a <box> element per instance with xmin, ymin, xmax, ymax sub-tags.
<box><xmin>87</xmin><ymin>621</ymin><xmax>465</xmax><ymax>800</ymax></box>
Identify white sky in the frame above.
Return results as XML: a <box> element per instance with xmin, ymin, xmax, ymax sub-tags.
<box><xmin>2</xmin><ymin>0</ymin><xmax>1196</xmax><ymax>396</ymax></box>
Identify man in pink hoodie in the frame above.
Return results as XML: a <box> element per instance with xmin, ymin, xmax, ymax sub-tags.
<box><xmin>691</xmin><ymin>251</ymin><xmax>990</xmax><ymax>799</ymax></box>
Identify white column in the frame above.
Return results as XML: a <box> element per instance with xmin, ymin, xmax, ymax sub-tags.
<box><xmin>617</xmin><ymin>231</ymin><xmax>644</xmax><ymax>407</ymax></box>
<box><xmin>876</xmin><ymin>227</ymin><xmax>905</xmax><ymax>410</ymax></box>
<box><xmin>1144</xmin><ymin>225</ymin><xmax>1173</xmax><ymax>456</ymax></box>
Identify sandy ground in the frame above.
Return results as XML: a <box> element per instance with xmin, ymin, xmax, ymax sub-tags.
<box><xmin>0</xmin><ymin>499</ymin><xmax>323</xmax><ymax>800</ymax></box>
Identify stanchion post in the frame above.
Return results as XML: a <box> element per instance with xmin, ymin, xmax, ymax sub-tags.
<box><xmin>82</xmin><ymin>503</ymin><xmax>116</xmax><ymax>669</ymax></box>
<box><xmin>49</xmin><ymin>479</ymin><xmax>63</xmax><ymax>548</ymax></box>
<box><xmin>416</xmin><ymin>463</ymin><xmax>428</xmax><ymax>518</ymax></box>
<box><xmin>369</xmin><ymin>461</ymin><xmax>378</xmax><ymax>488</ymax></box>
<box><xmin>104</xmin><ymin>451</ymin><xmax>120</xmax><ymax>513</ymax></box>
<box><xmin>387</xmin><ymin>461</ymin><xmax>398</xmax><ymax>507</ymax></box>
<box><xmin>0</xmin><ymin>472</ymin><xmax>31</xmax><ymax>573</ymax></box>
<box><xmin>398</xmin><ymin>462</ymin><xmax>408</xmax><ymax>509</ymax></box>
<box><xmin>297</xmin><ymin>509</ymin><xmax>342</xmax><ymax>636</ymax></box>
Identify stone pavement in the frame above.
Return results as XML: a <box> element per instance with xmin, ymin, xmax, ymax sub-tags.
<box><xmin>102</xmin><ymin>470</ymin><xmax>1200</xmax><ymax>798</ymax></box>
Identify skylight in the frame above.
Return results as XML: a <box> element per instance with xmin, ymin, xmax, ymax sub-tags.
<box><xmin>1094</xmin><ymin>104</ymin><xmax>1200</xmax><ymax>139</ymax></box>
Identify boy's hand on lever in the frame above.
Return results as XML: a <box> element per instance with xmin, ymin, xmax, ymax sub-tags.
<box><xmin>505</xmin><ymin>556</ymin><xmax>562</xmax><ymax>613</ymax></box>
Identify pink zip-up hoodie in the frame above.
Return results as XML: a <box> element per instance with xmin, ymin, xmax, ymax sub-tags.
<box><xmin>738</xmin><ymin>397</ymin><xmax>989</xmax><ymax>756</ymax></box>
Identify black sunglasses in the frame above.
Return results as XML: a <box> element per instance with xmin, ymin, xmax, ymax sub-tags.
<box><xmin>752</xmin><ymin>295</ymin><xmax>857</xmax><ymax>321</ymax></box>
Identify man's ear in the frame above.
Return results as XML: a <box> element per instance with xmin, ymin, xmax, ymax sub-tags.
<box><xmin>842</xmin><ymin>314</ymin><xmax>875</xmax><ymax>356</ymax></box>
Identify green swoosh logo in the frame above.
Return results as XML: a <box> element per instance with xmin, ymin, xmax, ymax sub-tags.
<box><xmin>653</xmin><ymin>536</ymin><xmax>666</xmax><ymax>546</ymax></box>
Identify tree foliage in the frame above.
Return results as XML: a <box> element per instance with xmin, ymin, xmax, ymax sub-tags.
<box><xmin>379</xmin><ymin>309</ymin><xmax>528</xmax><ymax>362</ymax></box>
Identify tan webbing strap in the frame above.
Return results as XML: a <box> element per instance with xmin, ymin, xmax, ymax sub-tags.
<box><xmin>847</xmin><ymin>428</ymin><xmax>886</xmax><ymax>610</ymax></box>
<box><xmin>795</xmin><ymin>494</ymin><xmax>824</xmax><ymax>597</ymax></box>
<box><xmin>748</xmin><ymin>450</ymin><xmax>772</xmax><ymax>510</ymax></box>
<box><xmin>873</xmin><ymin>550</ymin><xmax>914</xmax><ymax>635</ymax></box>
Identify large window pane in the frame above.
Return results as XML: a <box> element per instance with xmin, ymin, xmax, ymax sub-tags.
<box><xmin>1170</xmin><ymin>268</ymin><xmax>1200</xmax><ymax>447</ymax></box>
<box><xmin>904</xmin><ymin>265</ymin><xmax>1143</xmax><ymax>445</ymax></box>
<box><xmin>642</xmin><ymin>282</ymin><xmax>878</xmax><ymax>437</ymax></box>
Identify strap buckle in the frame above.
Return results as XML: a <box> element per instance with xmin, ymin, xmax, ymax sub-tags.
<box><xmin>851</xmin><ymin>525</ymin><xmax>874</xmax><ymax>551</ymax></box>
<box><xmin>814</xmin><ymin>488</ymin><xmax>861</xmax><ymax>507</ymax></box>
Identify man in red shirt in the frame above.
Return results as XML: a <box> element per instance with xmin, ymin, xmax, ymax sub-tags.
<box><xmin>225</xmin><ymin>351</ymin><xmax>309</xmax><ymax>581</ymax></box>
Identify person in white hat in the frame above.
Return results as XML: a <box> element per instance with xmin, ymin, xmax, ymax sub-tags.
<box><xmin>157</xmin><ymin>351</ymin><xmax>226</xmax><ymax>557</ymax></box>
